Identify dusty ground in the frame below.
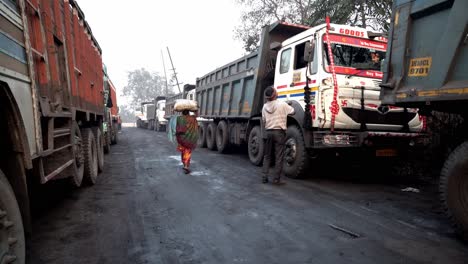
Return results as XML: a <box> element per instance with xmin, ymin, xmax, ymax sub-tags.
<box><xmin>27</xmin><ymin>127</ymin><xmax>468</xmax><ymax>264</ymax></box>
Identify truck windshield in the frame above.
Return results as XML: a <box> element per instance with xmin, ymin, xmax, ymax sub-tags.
<box><xmin>322</xmin><ymin>34</ymin><xmax>387</xmax><ymax>73</ymax></box>
<box><xmin>324</xmin><ymin>42</ymin><xmax>386</xmax><ymax>71</ymax></box>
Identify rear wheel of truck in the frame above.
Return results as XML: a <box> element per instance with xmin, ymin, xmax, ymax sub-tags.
<box><xmin>197</xmin><ymin>123</ymin><xmax>207</xmax><ymax>148</ymax></box>
<box><xmin>248</xmin><ymin>125</ymin><xmax>264</xmax><ymax>166</ymax></box>
<box><xmin>104</xmin><ymin>130</ymin><xmax>111</xmax><ymax>154</ymax></box>
<box><xmin>206</xmin><ymin>123</ymin><xmax>217</xmax><ymax>150</ymax></box>
<box><xmin>82</xmin><ymin>128</ymin><xmax>98</xmax><ymax>185</ymax></box>
<box><xmin>0</xmin><ymin>169</ymin><xmax>25</xmax><ymax>264</ymax></box>
<box><xmin>111</xmin><ymin>125</ymin><xmax>118</xmax><ymax>145</ymax></box>
<box><xmin>284</xmin><ymin>125</ymin><xmax>309</xmax><ymax>179</ymax></box>
<box><xmin>156</xmin><ymin>120</ymin><xmax>164</xmax><ymax>132</ymax></box>
<box><xmin>69</xmin><ymin>122</ymin><xmax>85</xmax><ymax>187</ymax></box>
<box><xmin>155</xmin><ymin>120</ymin><xmax>159</xmax><ymax>132</ymax></box>
<box><xmin>92</xmin><ymin>127</ymin><xmax>105</xmax><ymax>173</ymax></box>
<box><xmin>440</xmin><ymin>141</ymin><xmax>468</xmax><ymax>240</ymax></box>
<box><xmin>216</xmin><ymin>121</ymin><xmax>229</xmax><ymax>153</ymax></box>
<box><xmin>148</xmin><ymin>120</ymin><xmax>154</xmax><ymax>130</ymax></box>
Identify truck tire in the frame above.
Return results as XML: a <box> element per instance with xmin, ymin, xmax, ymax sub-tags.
<box><xmin>248</xmin><ymin>125</ymin><xmax>264</xmax><ymax>166</ymax></box>
<box><xmin>69</xmin><ymin>122</ymin><xmax>84</xmax><ymax>187</ymax></box>
<box><xmin>197</xmin><ymin>124</ymin><xmax>207</xmax><ymax>148</ymax></box>
<box><xmin>440</xmin><ymin>141</ymin><xmax>468</xmax><ymax>240</ymax></box>
<box><xmin>111</xmin><ymin>125</ymin><xmax>118</xmax><ymax>145</ymax></box>
<box><xmin>155</xmin><ymin>120</ymin><xmax>160</xmax><ymax>132</ymax></box>
<box><xmin>284</xmin><ymin>125</ymin><xmax>309</xmax><ymax>179</ymax></box>
<box><xmin>92</xmin><ymin>127</ymin><xmax>105</xmax><ymax>173</ymax></box>
<box><xmin>206</xmin><ymin>123</ymin><xmax>217</xmax><ymax>150</ymax></box>
<box><xmin>0</xmin><ymin>169</ymin><xmax>25</xmax><ymax>264</ymax></box>
<box><xmin>82</xmin><ymin>128</ymin><xmax>98</xmax><ymax>185</ymax></box>
<box><xmin>148</xmin><ymin>120</ymin><xmax>154</xmax><ymax>130</ymax></box>
<box><xmin>156</xmin><ymin>120</ymin><xmax>164</xmax><ymax>132</ymax></box>
<box><xmin>103</xmin><ymin>130</ymin><xmax>111</xmax><ymax>154</ymax></box>
<box><xmin>216</xmin><ymin>121</ymin><xmax>229</xmax><ymax>153</ymax></box>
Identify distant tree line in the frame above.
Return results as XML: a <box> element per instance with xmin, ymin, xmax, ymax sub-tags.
<box><xmin>118</xmin><ymin>68</ymin><xmax>175</xmax><ymax>122</ymax></box>
<box><xmin>234</xmin><ymin>0</ymin><xmax>393</xmax><ymax>52</ymax></box>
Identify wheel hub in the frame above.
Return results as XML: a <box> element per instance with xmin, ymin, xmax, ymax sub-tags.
<box><xmin>250</xmin><ymin>136</ymin><xmax>259</xmax><ymax>155</ymax></box>
<box><xmin>285</xmin><ymin>138</ymin><xmax>297</xmax><ymax>165</ymax></box>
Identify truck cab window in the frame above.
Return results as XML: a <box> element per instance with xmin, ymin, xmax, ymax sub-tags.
<box><xmin>294</xmin><ymin>41</ymin><xmax>311</xmax><ymax>69</ymax></box>
<box><xmin>280</xmin><ymin>48</ymin><xmax>291</xmax><ymax>74</ymax></box>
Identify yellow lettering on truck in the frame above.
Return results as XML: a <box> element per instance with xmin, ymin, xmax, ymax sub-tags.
<box><xmin>408</xmin><ymin>57</ymin><xmax>432</xmax><ymax>77</ymax></box>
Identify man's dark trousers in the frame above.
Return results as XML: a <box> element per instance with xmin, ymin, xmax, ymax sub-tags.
<box><xmin>262</xmin><ymin>129</ymin><xmax>286</xmax><ymax>181</ymax></box>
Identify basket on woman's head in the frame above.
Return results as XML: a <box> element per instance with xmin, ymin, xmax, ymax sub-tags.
<box><xmin>174</xmin><ymin>99</ymin><xmax>198</xmax><ymax>112</ymax></box>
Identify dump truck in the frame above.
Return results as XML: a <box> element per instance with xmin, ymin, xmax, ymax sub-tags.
<box><xmin>150</xmin><ymin>96</ymin><xmax>167</xmax><ymax>132</ymax></box>
<box><xmin>195</xmin><ymin>20</ymin><xmax>425</xmax><ymax>179</ymax></box>
<box><xmin>103</xmin><ymin>66</ymin><xmax>119</xmax><ymax>148</ymax></box>
<box><xmin>380</xmin><ymin>0</ymin><xmax>468</xmax><ymax>239</ymax></box>
<box><xmin>0</xmin><ymin>0</ymin><xmax>109</xmax><ymax>262</ymax></box>
<box><xmin>164</xmin><ymin>85</ymin><xmax>196</xmax><ymax>123</ymax></box>
<box><xmin>136</xmin><ymin>102</ymin><xmax>153</xmax><ymax>129</ymax></box>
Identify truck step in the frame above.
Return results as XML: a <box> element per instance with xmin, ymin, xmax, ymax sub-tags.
<box><xmin>53</xmin><ymin>128</ymin><xmax>71</xmax><ymax>138</ymax></box>
<box><xmin>44</xmin><ymin>159</ymin><xmax>74</xmax><ymax>182</ymax></box>
<box><xmin>42</xmin><ymin>144</ymin><xmax>72</xmax><ymax>157</ymax></box>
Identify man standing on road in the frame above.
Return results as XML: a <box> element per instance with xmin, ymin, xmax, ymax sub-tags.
<box><xmin>262</xmin><ymin>86</ymin><xmax>295</xmax><ymax>184</ymax></box>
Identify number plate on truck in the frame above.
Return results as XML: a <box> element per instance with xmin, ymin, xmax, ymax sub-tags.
<box><xmin>376</xmin><ymin>149</ymin><xmax>398</xmax><ymax>157</ymax></box>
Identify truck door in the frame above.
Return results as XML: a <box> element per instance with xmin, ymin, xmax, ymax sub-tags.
<box><xmin>275</xmin><ymin>39</ymin><xmax>317</xmax><ymax>103</ymax></box>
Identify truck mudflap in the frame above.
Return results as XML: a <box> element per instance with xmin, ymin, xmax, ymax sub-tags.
<box><xmin>312</xmin><ymin>131</ymin><xmax>427</xmax><ymax>149</ymax></box>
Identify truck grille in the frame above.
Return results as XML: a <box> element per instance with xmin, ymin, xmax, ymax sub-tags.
<box><xmin>342</xmin><ymin>108</ymin><xmax>417</xmax><ymax>125</ymax></box>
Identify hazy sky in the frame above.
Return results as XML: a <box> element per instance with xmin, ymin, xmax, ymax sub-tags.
<box><xmin>77</xmin><ymin>0</ymin><xmax>246</xmax><ymax>103</ymax></box>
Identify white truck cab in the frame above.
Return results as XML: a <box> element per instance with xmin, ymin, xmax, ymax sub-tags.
<box><xmin>154</xmin><ymin>98</ymin><xmax>167</xmax><ymax>131</ymax></box>
<box><xmin>274</xmin><ymin>23</ymin><xmax>423</xmax><ymax>133</ymax></box>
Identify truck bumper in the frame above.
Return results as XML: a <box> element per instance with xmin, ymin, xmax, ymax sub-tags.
<box><xmin>311</xmin><ymin>131</ymin><xmax>428</xmax><ymax>149</ymax></box>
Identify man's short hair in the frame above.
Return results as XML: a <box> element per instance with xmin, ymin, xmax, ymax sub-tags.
<box><xmin>264</xmin><ymin>86</ymin><xmax>276</xmax><ymax>100</ymax></box>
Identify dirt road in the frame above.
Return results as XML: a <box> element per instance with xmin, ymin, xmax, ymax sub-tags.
<box><xmin>27</xmin><ymin>127</ymin><xmax>468</xmax><ymax>264</ymax></box>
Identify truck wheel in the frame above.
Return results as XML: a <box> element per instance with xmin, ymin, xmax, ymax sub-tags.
<box><xmin>156</xmin><ymin>120</ymin><xmax>164</xmax><ymax>132</ymax></box>
<box><xmin>103</xmin><ymin>130</ymin><xmax>111</xmax><ymax>154</ymax></box>
<box><xmin>92</xmin><ymin>127</ymin><xmax>105</xmax><ymax>173</ymax></box>
<box><xmin>284</xmin><ymin>125</ymin><xmax>309</xmax><ymax>179</ymax></box>
<box><xmin>440</xmin><ymin>141</ymin><xmax>468</xmax><ymax>240</ymax></box>
<box><xmin>148</xmin><ymin>120</ymin><xmax>153</xmax><ymax>130</ymax></box>
<box><xmin>216</xmin><ymin>121</ymin><xmax>229</xmax><ymax>153</ymax></box>
<box><xmin>82</xmin><ymin>128</ymin><xmax>98</xmax><ymax>185</ymax></box>
<box><xmin>111</xmin><ymin>126</ymin><xmax>118</xmax><ymax>145</ymax></box>
<box><xmin>69</xmin><ymin>122</ymin><xmax>84</xmax><ymax>187</ymax></box>
<box><xmin>0</xmin><ymin>169</ymin><xmax>25</xmax><ymax>264</ymax></box>
<box><xmin>155</xmin><ymin>120</ymin><xmax>159</xmax><ymax>132</ymax></box>
<box><xmin>206</xmin><ymin>123</ymin><xmax>217</xmax><ymax>150</ymax></box>
<box><xmin>248</xmin><ymin>125</ymin><xmax>264</xmax><ymax>166</ymax></box>
<box><xmin>197</xmin><ymin>124</ymin><xmax>207</xmax><ymax>148</ymax></box>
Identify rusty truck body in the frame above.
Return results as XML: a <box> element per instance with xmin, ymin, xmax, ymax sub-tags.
<box><xmin>0</xmin><ymin>0</ymin><xmax>110</xmax><ymax>262</ymax></box>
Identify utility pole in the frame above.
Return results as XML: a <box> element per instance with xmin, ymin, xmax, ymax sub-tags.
<box><xmin>161</xmin><ymin>50</ymin><xmax>169</xmax><ymax>96</ymax></box>
<box><xmin>167</xmin><ymin>47</ymin><xmax>181</xmax><ymax>94</ymax></box>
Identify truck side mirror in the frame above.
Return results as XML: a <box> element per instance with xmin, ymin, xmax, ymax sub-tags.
<box><xmin>304</xmin><ymin>40</ymin><xmax>315</xmax><ymax>62</ymax></box>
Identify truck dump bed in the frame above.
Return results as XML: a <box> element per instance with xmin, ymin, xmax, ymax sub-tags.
<box><xmin>196</xmin><ymin>22</ymin><xmax>308</xmax><ymax>119</ymax></box>
<box><xmin>26</xmin><ymin>0</ymin><xmax>104</xmax><ymax>115</ymax></box>
<box><xmin>381</xmin><ymin>0</ymin><xmax>468</xmax><ymax>111</ymax></box>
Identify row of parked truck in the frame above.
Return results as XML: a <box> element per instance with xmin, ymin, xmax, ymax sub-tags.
<box><xmin>139</xmin><ymin>0</ymin><xmax>468</xmax><ymax>241</ymax></box>
<box><xmin>0</xmin><ymin>0</ymin><xmax>120</xmax><ymax>262</ymax></box>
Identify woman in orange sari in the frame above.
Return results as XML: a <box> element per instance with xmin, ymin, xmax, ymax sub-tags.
<box><xmin>176</xmin><ymin>110</ymin><xmax>199</xmax><ymax>174</ymax></box>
